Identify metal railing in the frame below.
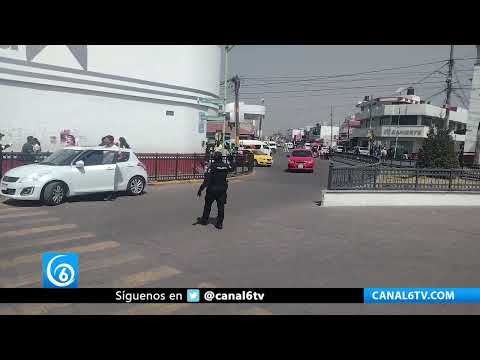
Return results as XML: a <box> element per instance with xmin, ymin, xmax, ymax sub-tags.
<box><xmin>1</xmin><ymin>151</ymin><xmax>254</xmax><ymax>181</ymax></box>
<box><xmin>331</xmin><ymin>152</ymin><xmax>417</xmax><ymax>167</ymax></box>
<box><xmin>328</xmin><ymin>163</ymin><xmax>480</xmax><ymax>191</ymax></box>
<box><xmin>136</xmin><ymin>153</ymin><xmax>254</xmax><ymax>181</ymax></box>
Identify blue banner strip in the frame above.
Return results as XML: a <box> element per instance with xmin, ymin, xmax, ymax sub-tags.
<box><xmin>364</xmin><ymin>288</ymin><xmax>480</xmax><ymax>304</ymax></box>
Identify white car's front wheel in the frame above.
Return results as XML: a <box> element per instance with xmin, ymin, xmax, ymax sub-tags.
<box><xmin>42</xmin><ymin>181</ymin><xmax>67</xmax><ymax>206</ymax></box>
<box><xmin>127</xmin><ymin>176</ymin><xmax>145</xmax><ymax>196</ymax></box>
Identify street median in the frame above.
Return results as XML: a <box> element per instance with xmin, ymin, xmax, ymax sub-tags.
<box><xmin>322</xmin><ymin>163</ymin><xmax>480</xmax><ymax>207</ymax></box>
<box><xmin>148</xmin><ymin>170</ymin><xmax>256</xmax><ymax>186</ymax></box>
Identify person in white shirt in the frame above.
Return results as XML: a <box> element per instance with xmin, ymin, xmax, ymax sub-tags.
<box><xmin>32</xmin><ymin>138</ymin><xmax>41</xmax><ymax>153</ymax></box>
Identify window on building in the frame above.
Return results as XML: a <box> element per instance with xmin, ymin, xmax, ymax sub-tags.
<box><xmin>398</xmin><ymin>115</ymin><xmax>417</xmax><ymax>126</ymax></box>
<box><xmin>244</xmin><ymin>113</ymin><xmax>261</xmax><ymax>120</ymax></box>
<box><xmin>166</xmin><ymin>110</ymin><xmax>174</xmax><ymax>116</ymax></box>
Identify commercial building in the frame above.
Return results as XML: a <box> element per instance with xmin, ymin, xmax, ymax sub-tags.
<box><xmin>338</xmin><ymin>115</ymin><xmax>361</xmax><ymax>148</ymax></box>
<box><xmin>206</xmin><ymin>101</ymin><xmax>266</xmax><ymax>141</ymax></box>
<box><xmin>0</xmin><ymin>45</ymin><xmax>222</xmax><ymax>153</ymax></box>
<box><xmin>287</xmin><ymin>128</ymin><xmax>304</xmax><ymax>143</ymax></box>
<box><xmin>350</xmin><ymin>88</ymin><xmax>468</xmax><ymax>155</ymax></box>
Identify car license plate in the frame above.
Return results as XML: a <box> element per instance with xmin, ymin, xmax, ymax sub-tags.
<box><xmin>298</xmin><ymin>164</ymin><xmax>303</xmax><ymax>169</ymax></box>
<box><xmin>1</xmin><ymin>183</ymin><xmax>7</xmax><ymax>191</ymax></box>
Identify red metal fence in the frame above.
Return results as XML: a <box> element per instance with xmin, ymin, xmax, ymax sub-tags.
<box><xmin>0</xmin><ymin>152</ymin><xmax>254</xmax><ymax>181</ymax></box>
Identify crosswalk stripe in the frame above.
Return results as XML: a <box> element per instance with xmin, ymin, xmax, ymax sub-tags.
<box><xmin>0</xmin><ymin>303</ymin><xmax>72</xmax><ymax>315</ymax></box>
<box><xmin>0</xmin><ymin>207</ymin><xmax>45</xmax><ymax>214</ymax></box>
<box><xmin>0</xmin><ymin>224</ymin><xmax>78</xmax><ymax>239</ymax></box>
<box><xmin>0</xmin><ymin>252</ymin><xmax>143</xmax><ymax>288</ymax></box>
<box><xmin>0</xmin><ymin>232</ymin><xmax>95</xmax><ymax>254</ymax></box>
<box><xmin>0</xmin><ymin>241</ymin><xmax>119</xmax><ymax>270</ymax></box>
<box><xmin>112</xmin><ymin>266</ymin><xmax>181</xmax><ymax>288</ymax></box>
<box><xmin>0</xmin><ymin>217</ymin><xmax>60</xmax><ymax>228</ymax></box>
<box><xmin>0</xmin><ymin>211</ymin><xmax>50</xmax><ymax>220</ymax></box>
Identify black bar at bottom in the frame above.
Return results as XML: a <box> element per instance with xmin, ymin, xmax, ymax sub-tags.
<box><xmin>0</xmin><ymin>288</ymin><xmax>363</xmax><ymax>303</ymax></box>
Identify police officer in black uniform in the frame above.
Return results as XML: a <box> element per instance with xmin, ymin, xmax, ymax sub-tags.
<box><xmin>197</xmin><ymin>151</ymin><xmax>232</xmax><ymax>229</ymax></box>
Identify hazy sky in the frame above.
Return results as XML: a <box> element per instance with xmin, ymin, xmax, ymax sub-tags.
<box><xmin>226</xmin><ymin>45</ymin><xmax>477</xmax><ymax>135</ymax></box>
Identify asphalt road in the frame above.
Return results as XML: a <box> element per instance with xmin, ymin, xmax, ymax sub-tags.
<box><xmin>2</xmin><ymin>151</ymin><xmax>480</xmax><ymax>314</ymax></box>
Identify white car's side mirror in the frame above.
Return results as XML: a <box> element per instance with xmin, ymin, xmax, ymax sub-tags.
<box><xmin>75</xmin><ymin>160</ymin><xmax>85</xmax><ymax>168</ymax></box>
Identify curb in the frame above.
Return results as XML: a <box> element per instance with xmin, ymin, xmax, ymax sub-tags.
<box><xmin>148</xmin><ymin>170</ymin><xmax>256</xmax><ymax>186</ymax></box>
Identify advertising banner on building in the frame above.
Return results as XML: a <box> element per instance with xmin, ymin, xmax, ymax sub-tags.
<box><xmin>381</xmin><ymin>126</ymin><xmax>428</xmax><ymax>138</ymax></box>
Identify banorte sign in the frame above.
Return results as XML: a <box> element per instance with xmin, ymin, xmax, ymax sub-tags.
<box><xmin>382</xmin><ymin>127</ymin><xmax>426</xmax><ymax>138</ymax></box>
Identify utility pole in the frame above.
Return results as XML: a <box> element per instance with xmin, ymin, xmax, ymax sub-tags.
<box><xmin>330</xmin><ymin>105</ymin><xmax>333</xmax><ymax>147</ymax></box>
<box><xmin>233</xmin><ymin>75</ymin><xmax>241</xmax><ymax>146</ymax></box>
<box><xmin>259</xmin><ymin>98</ymin><xmax>265</xmax><ymax>139</ymax></box>
<box><xmin>222</xmin><ymin>46</ymin><xmax>229</xmax><ymax>145</ymax></box>
<box><xmin>347</xmin><ymin>118</ymin><xmax>350</xmax><ymax>149</ymax></box>
<box><xmin>222</xmin><ymin>45</ymin><xmax>235</xmax><ymax>146</ymax></box>
<box><xmin>368</xmin><ymin>94</ymin><xmax>374</xmax><ymax>153</ymax></box>
<box><xmin>444</xmin><ymin>45</ymin><xmax>455</xmax><ymax>130</ymax></box>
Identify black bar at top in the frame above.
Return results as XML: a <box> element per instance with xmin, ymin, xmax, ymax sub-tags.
<box><xmin>0</xmin><ymin>288</ymin><xmax>363</xmax><ymax>304</ymax></box>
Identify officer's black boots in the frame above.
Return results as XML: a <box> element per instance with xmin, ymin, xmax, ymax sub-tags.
<box><xmin>215</xmin><ymin>223</ymin><xmax>223</xmax><ymax>230</ymax></box>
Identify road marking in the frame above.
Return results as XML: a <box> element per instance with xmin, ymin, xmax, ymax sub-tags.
<box><xmin>0</xmin><ymin>232</ymin><xmax>95</xmax><ymax>254</ymax></box>
<box><xmin>0</xmin><ymin>241</ymin><xmax>120</xmax><ymax>270</ymax></box>
<box><xmin>0</xmin><ymin>252</ymin><xmax>143</xmax><ymax>288</ymax></box>
<box><xmin>0</xmin><ymin>211</ymin><xmax>50</xmax><ymax>220</ymax></box>
<box><xmin>113</xmin><ymin>266</ymin><xmax>181</xmax><ymax>288</ymax></box>
<box><xmin>0</xmin><ymin>303</ymin><xmax>72</xmax><ymax>315</ymax></box>
<box><xmin>238</xmin><ymin>306</ymin><xmax>273</xmax><ymax>315</ymax></box>
<box><xmin>0</xmin><ymin>224</ymin><xmax>78</xmax><ymax>239</ymax></box>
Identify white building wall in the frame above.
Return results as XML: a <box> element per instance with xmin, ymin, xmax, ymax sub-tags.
<box><xmin>0</xmin><ymin>45</ymin><xmax>222</xmax><ymax>153</ymax></box>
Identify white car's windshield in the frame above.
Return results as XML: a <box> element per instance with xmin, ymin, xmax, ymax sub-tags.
<box><xmin>40</xmin><ymin>149</ymin><xmax>83</xmax><ymax>166</ymax></box>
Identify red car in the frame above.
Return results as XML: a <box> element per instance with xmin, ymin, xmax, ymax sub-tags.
<box><xmin>287</xmin><ymin>149</ymin><xmax>315</xmax><ymax>173</ymax></box>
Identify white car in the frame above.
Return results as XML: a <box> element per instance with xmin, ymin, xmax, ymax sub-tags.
<box><xmin>287</xmin><ymin>143</ymin><xmax>294</xmax><ymax>150</ymax></box>
<box><xmin>320</xmin><ymin>147</ymin><xmax>329</xmax><ymax>155</ymax></box>
<box><xmin>356</xmin><ymin>147</ymin><xmax>370</xmax><ymax>155</ymax></box>
<box><xmin>268</xmin><ymin>141</ymin><xmax>277</xmax><ymax>150</ymax></box>
<box><xmin>0</xmin><ymin>147</ymin><xmax>148</xmax><ymax>205</ymax></box>
<box><xmin>335</xmin><ymin>146</ymin><xmax>344</xmax><ymax>153</ymax></box>
<box><xmin>304</xmin><ymin>143</ymin><xmax>311</xmax><ymax>150</ymax></box>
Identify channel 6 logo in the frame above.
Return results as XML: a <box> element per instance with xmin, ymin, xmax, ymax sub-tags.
<box><xmin>42</xmin><ymin>253</ymin><xmax>79</xmax><ymax>288</ymax></box>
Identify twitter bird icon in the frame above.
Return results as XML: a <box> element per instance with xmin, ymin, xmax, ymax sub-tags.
<box><xmin>187</xmin><ymin>289</ymin><xmax>200</xmax><ymax>303</ymax></box>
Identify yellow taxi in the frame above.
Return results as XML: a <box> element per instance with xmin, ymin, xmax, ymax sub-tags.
<box><xmin>245</xmin><ymin>149</ymin><xmax>273</xmax><ymax>167</ymax></box>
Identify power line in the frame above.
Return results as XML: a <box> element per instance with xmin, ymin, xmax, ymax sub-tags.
<box><xmin>238</xmin><ymin>58</ymin><xmax>478</xmax><ymax>82</ymax></box>
<box><xmin>241</xmin><ymin>80</ymin><xmax>447</xmax><ymax>95</ymax></box>
<box><xmin>239</xmin><ymin>83</ymin><xmax>445</xmax><ymax>101</ymax></box>
<box><xmin>239</xmin><ymin>73</ymin><xmax>448</xmax><ymax>88</ymax></box>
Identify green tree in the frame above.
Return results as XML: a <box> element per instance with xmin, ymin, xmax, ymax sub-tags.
<box><xmin>418</xmin><ymin>127</ymin><xmax>459</xmax><ymax>168</ymax></box>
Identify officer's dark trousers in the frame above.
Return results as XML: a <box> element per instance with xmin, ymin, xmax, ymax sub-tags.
<box><xmin>202</xmin><ymin>190</ymin><xmax>227</xmax><ymax>225</ymax></box>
